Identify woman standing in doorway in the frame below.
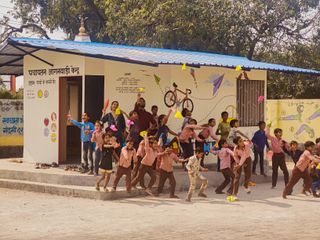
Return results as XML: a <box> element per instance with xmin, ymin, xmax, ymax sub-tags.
<box><xmin>100</xmin><ymin>101</ymin><xmax>126</xmax><ymax>155</ymax></box>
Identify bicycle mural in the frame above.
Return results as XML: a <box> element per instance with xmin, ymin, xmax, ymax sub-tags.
<box><xmin>164</xmin><ymin>82</ymin><xmax>194</xmax><ymax>112</ymax></box>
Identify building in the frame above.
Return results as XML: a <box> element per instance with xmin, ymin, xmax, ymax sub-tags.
<box><xmin>0</xmin><ymin>37</ymin><xmax>319</xmax><ymax>164</ymax></box>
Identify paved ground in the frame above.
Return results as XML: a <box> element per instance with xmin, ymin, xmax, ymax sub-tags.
<box><xmin>0</xmin><ymin>181</ymin><xmax>317</xmax><ymax>240</ymax></box>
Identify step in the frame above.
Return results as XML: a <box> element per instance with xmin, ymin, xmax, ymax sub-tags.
<box><xmin>0</xmin><ymin>178</ymin><xmax>149</xmax><ymax>201</ymax></box>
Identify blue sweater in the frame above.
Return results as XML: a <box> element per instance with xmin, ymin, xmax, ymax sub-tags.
<box><xmin>71</xmin><ymin>119</ymin><xmax>94</xmax><ymax>142</ymax></box>
<box><xmin>251</xmin><ymin>130</ymin><xmax>268</xmax><ymax>151</ymax></box>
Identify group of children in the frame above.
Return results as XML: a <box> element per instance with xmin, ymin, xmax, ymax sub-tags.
<box><xmin>69</xmin><ymin>94</ymin><xmax>320</xmax><ymax>202</ymax></box>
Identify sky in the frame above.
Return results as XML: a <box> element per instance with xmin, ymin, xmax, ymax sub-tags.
<box><xmin>0</xmin><ymin>0</ymin><xmax>67</xmax><ymax>90</ymax></box>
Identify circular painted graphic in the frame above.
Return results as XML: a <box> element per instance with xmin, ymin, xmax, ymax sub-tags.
<box><xmin>37</xmin><ymin>90</ymin><xmax>43</xmax><ymax>98</ymax></box>
<box><xmin>44</xmin><ymin>118</ymin><xmax>49</xmax><ymax>126</ymax></box>
<box><xmin>51</xmin><ymin>123</ymin><xmax>57</xmax><ymax>132</ymax></box>
<box><xmin>44</xmin><ymin>128</ymin><xmax>49</xmax><ymax>137</ymax></box>
<box><xmin>297</xmin><ymin>105</ymin><xmax>304</xmax><ymax>113</ymax></box>
<box><xmin>51</xmin><ymin>133</ymin><xmax>57</xmax><ymax>142</ymax></box>
<box><xmin>51</xmin><ymin>112</ymin><xmax>57</xmax><ymax>122</ymax></box>
<box><xmin>44</xmin><ymin>90</ymin><xmax>49</xmax><ymax>98</ymax></box>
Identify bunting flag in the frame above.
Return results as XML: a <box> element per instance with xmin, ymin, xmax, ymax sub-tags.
<box><xmin>154</xmin><ymin>74</ymin><xmax>161</xmax><ymax>85</ymax></box>
<box><xmin>138</xmin><ymin>87</ymin><xmax>145</xmax><ymax>93</ymax></box>
<box><xmin>235</xmin><ymin>65</ymin><xmax>242</xmax><ymax>71</ymax></box>
<box><xmin>102</xmin><ymin>99</ymin><xmax>109</xmax><ymax>113</ymax></box>
<box><xmin>127</xmin><ymin>119</ymin><xmax>134</xmax><ymax>126</ymax></box>
<box><xmin>140</xmin><ymin>130</ymin><xmax>148</xmax><ymax>137</ymax></box>
<box><xmin>317</xmin><ymin>163</ymin><xmax>320</xmax><ymax>170</ymax></box>
<box><xmin>190</xmin><ymin>68</ymin><xmax>198</xmax><ymax>88</ymax></box>
<box><xmin>182</xmin><ymin>63</ymin><xmax>187</xmax><ymax>70</ymax></box>
<box><xmin>110</xmin><ymin>125</ymin><xmax>118</xmax><ymax>132</ymax></box>
<box><xmin>213</xmin><ymin>74</ymin><xmax>224</xmax><ymax>96</ymax></box>
<box><xmin>258</xmin><ymin>95</ymin><xmax>265</xmax><ymax>103</ymax></box>
<box><xmin>115</xmin><ymin>107</ymin><xmax>121</xmax><ymax>115</ymax></box>
<box><xmin>174</xmin><ymin>110</ymin><xmax>183</xmax><ymax>119</ymax></box>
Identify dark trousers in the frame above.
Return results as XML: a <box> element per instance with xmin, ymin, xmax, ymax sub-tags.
<box><xmin>272</xmin><ymin>153</ymin><xmax>289</xmax><ymax>187</ymax></box>
<box><xmin>94</xmin><ymin>149</ymin><xmax>102</xmax><ymax>175</ymax></box>
<box><xmin>232</xmin><ymin>158</ymin><xmax>252</xmax><ymax>195</ymax></box>
<box><xmin>157</xmin><ymin>169</ymin><xmax>176</xmax><ymax>196</ymax></box>
<box><xmin>131</xmin><ymin>164</ymin><xmax>156</xmax><ymax>189</ymax></box>
<box><xmin>252</xmin><ymin>147</ymin><xmax>265</xmax><ymax>174</ymax></box>
<box><xmin>180</xmin><ymin>141</ymin><xmax>194</xmax><ymax>159</ymax></box>
<box><xmin>113</xmin><ymin>166</ymin><xmax>131</xmax><ymax>191</ymax></box>
<box><xmin>283</xmin><ymin>167</ymin><xmax>311</xmax><ymax>196</ymax></box>
<box><xmin>216</xmin><ymin>167</ymin><xmax>234</xmax><ymax>194</ymax></box>
<box><xmin>82</xmin><ymin>142</ymin><xmax>94</xmax><ymax>171</ymax></box>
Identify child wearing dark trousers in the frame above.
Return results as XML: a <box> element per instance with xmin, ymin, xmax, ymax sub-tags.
<box><xmin>112</xmin><ymin>139</ymin><xmax>137</xmax><ymax>193</ymax></box>
<box><xmin>251</xmin><ymin>121</ymin><xmax>268</xmax><ymax>176</ymax></box>
<box><xmin>131</xmin><ymin>135</ymin><xmax>158</xmax><ymax>196</ymax></box>
<box><xmin>211</xmin><ymin>139</ymin><xmax>234</xmax><ymax>195</ymax></box>
<box><xmin>283</xmin><ymin>141</ymin><xmax>320</xmax><ymax>199</ymax></box>
<box><xmin>91</xmin><ymin>121</ymin><xmax>104</xmax><ymax>176</ymax></box>
<box><xmin>284</xmin><ymin>141</ymin><xmax>303</xmax><ymax>165</ymax></box>
<box><xmin>156</xmin><ymin>144</ymin><xmax>186</xmax><ymax>198</ymax></box>
<box><xmin>216</xmin><ymin>111</ymin><xmax>231</xmax><ymax>172</ymax></box>
<box><xmin>266</xmin><ymin>128</ymin><xmax>290</xmax><ymax>188</ymax></box>
<box><xmin>231</xmin><ymin>137</ymin><xmax>252</xmax><ymax>201</ymax></box>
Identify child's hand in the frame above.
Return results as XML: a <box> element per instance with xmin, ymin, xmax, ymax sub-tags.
<box><xmin>234</xmin><ymin>164</ymin><xmax>241</xmax><ymax>170</ymax></box>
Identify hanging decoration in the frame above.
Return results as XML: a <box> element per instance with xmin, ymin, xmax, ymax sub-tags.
<box><xmin>154</xmin><ymin>74</ymin><xmax>161</xmax><ymax>85</ymax></box>
<box><xmin>110</xmin><ymin>125</ymin><xmax>118</xmax><ymax>132</ymax></box>
<box><xmin>139</xmin><ymin>130</ymin><xmax>148</xmax><ymax>137</ymax></box>
<box><xmin>235</xmin><ymin>65</ymin><xmax>242</xmax><ymax>71</ymax></box>
<box><xmin>102</xmin><ymin>99</ymin><xmax>109</xmax><ymax>113</ymax></box>
<box><xmin>174</xmin><ymin>110</ymin><xmax>183</xmax><ymax>119</ymax></box>
<box><xmin>258</xmin><ymin>96</ymin><xmax>265</xmax><ymax>103</ymax></box>
<box><xmin>182</xmin><ymin>63</ymin><xmax>187</xmax><ymax>70</ymax></box>
<box><xmin>213</xmin><ymin>74</ymin><xmax>224</xmax><ymax>96</ymax></box>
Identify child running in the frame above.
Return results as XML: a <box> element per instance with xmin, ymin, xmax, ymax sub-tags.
<box><xmin>112</xmin><ymin>138</ymin><xmax>137</xmax><ymax>193</ymax></box>
<box><xmin>227</xmin><ymin>119</ymin><xmax>249</xmax><ymax>148</ymax></box>
<box><xmin>156</xmin><ymin>144</ymin><xmax>186</xmax><ymax>198</ymax></box>
<box><xmin>95</xmin><ymin>133</ymin><xmax>119</xmax><ymax>191</ymax></box>
<box><xmin>284</xmin><ymin>141</ymin><xmax>303</xmax><ymax>165</ymax></box>
<box><xmin>211</xmin><ymin>139</ymin><xmax>235</xmax><ymax>195</ymax></box>
<box><xmin>185</xmin><ymin>148</ymin><xmax>209</xmax><ymax>202</ymax></box>
<box><xmin>283</xmin><ymin>141</ymin><xmax>320</xmax><ymax>199</ymax></box>
<box><xmin>156</xmin><ymin>108</ymin><xmax>178</xmax><ymax>146</ymax></box>
<box><xmin>266</xmin><ymin>128</ymin><xmax>290</xmax><ymax>189</ymax></box>
<box><xmin>231</xmin><ymin>137</ymin><xmax>252</xmax><ymax>200</ymax></box>
<box><xmin>131</xmin><ymin>135</ymin><xmax>159</xmax><ymax>195</ymax></box>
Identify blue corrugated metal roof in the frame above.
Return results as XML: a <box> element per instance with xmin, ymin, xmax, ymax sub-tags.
<box><xmin>4</xmin><ymin>37</ymin><xmax>320</xmax><ymax>74</ymax></box>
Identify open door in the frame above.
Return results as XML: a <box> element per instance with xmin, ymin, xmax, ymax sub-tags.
<box><xmin>59</xmin><ymin>76</ymin><xmax>82</xmax><ymax>164</ymax></box>
<box><xmin>85</xmin><ymin>75</ymin><xmax>104</xmax><ymax>123</ymax></box>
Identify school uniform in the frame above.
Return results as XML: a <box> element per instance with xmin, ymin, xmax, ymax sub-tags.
<box><xmin>266</xmin><ymin>129</ymin><xmax>289</xmax><ymax>187</ymax></box>
<box><xmin>113</xmin><ymin>146</ymin><xmax>137</xmax><ymax>191</ymax></box>
<box><xmin>232</xmin><ymin>142</ymin><xmax>252</xmax><ymax>196</ymax></box>
<box><xmin>179</xmin><ymin>124</ymin><xmax>203</xmax><ymax>159</ymax></box>
<box><xmin>157</xmin><ymin>152</ymin><xmax>180</xmax><ymax>196</ymax></box>
<box><xmin>99</xmin><ymin>146</ymin><xmax>114</xmax><ymax>174</ymax></box>
<box><xmin>131</xmin><ymin>137</ymin><xmax>158</xmax><ymax>189</ymax></box>
<box><xmin>283</xmin><ymin>150</ymin><xmax>320</xmax><ymax>197</ymax></box>
<box><xmin>91</xmin><ymin>130</ymin><xmax>104</xmax><ymax>175</ymax></box>
<box><xmin>217</xmin><ymin>121</ymin><xmax>231</xmax><ymax>171</ymax></box>
<box><xmin>214</xmin><ymin>148</ymin><xmax>235</xmax><ymax>194</ymax></box>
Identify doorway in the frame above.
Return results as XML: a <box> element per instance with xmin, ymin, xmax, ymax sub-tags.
<box><xmin>59</xmin><ymin>75</ymin><xmax>104</xmax><ymax>164</ymax></box>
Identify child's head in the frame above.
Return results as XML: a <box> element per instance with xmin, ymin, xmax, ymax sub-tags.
<box><xmin>188</xmin><ymin>118</ymin><xmax>197</xmax><ymax>125</ymax></box>
<box><xmin>230</xmin><ymin>119</ymin><xmax>238</xmax><ymax>128</ymax></box>
<box><xmin>105</xmin><ymin>127</ymin><xmax>114</xmax><ymax>136</ymax></box>
<box><xmin>126</xmin><ymin>137</ymin><xmax>134</xmax><ymax>149</ymax></box>
<box><xmin>129</xmin><ymin>110</ymin><xmax>138</xmax><ymax>121</ymax></box>
<box><xmin>182</xmin><ymin>108</ymin><xmax>191</xmax><ymax>117</ymax></box>
<box><xmin>274</xmin><ymin>128</ymin><xmax>283</xmax><ymax>138</ymax></box>
<box><xmin>148</xmin><ymin>136</ymin><xmax>158</xmax><ymax>150</ymax></box>
<box><xmin>290</xmin><ymin>140</ymin><xmax>298</xmax><ymax>151</ymax></box>
<box><xmin>94</xmin><ymin>121</ymin><xmax>102</xmax><ymax>131</ymax></box>
<box><xmin>151</xmin><ymin>105</ymin><xmax>158</xmax><ymax>115</ymax></box>
<box><xmin>258</xmin><ymin>121</ymin><xmax>266</xmax><ymax>130</ymax></box>
<box><xmin>81</xmin><ymin>113</ymin><xmax>89</xmax><ymax>122</ymax></box>
<box><xmin>137</xmin><ymin>97</ymin><xmax>146</xmax><ymax>108</ymax></box>
<box><xmin>304</xmin><ymin>141</ymin><xmax>315</xmax><ymax>152</ymax></box>
<box><xmin>221</xmin><ymin>111</ymin><xmax>228</xmax><ymax>122</ymax></box>
<box><xmin>103</xmin><ymin>133</ymin><xmax>112</xmax><ymax>143</ymax></box>
<box><xmin>164</xmin><ymin>144</ymin><xmax>173</xmax><ymax>153</ymax></box>
<box><xmin>233</xmin><ymin>136</ymin><xmax>244</xmax><ymax>147</ymax></box>
<box><xmin>219</xmin><ymin>139</ymin><xmax>228</xmax><ymax>148</ymax></box>
<box><xmin>158</xmin><ymin>114</ymin><xmax>166</xmax><ymax>126</ymax></box>
<box><xmin>195</xmin><ymin>147</ymin><xmax>204</xmax><ymax>158</ymax></box>
<box><xmin>208</xmin><ymin>118</ymin><xmax>216</xmax><ymax>127</ymax></box>
<box><xmin>111</xmin><ymin>101</ymin><xmax>119</xmax><ymax>111</ymax></box>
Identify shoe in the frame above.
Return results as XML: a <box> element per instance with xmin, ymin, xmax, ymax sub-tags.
<box><xmin>88</xmin><ymin>171</ymin><xmax>94</xmax><ymax>175</ymax></box>
<box><xmin>95</xmin><ymin>184</ymin><xmax>100</xmax><ymax>191</ymax></box>
<box><xmin>104</xmin><ymin>187</ymin><xmax>109</xmax><ymax>192</ymax></box>
<box><xmin>302</xmin><ymin>190</ymin><xmax>311</xmax><ymax>196</ymax></box>
<box><xmin>170</xmin><ymin>195</ymin><xmax>179</xmax><ymax>199</ymax></box>
<box><xmin>271</xmin><ymin>186</ymin><xmax>276</xmax><ymax>189</ymax></box>
<box><xmin>313</xmin><ymin>191</ymin><xmax>320</xmax><ymax>198</ymax></box>
<box><xmin>145</xmin><ymin>188</ymin><xmax>154</xmax><ymax>196</ymax></box>
<box><xmin>198</xmin><ymin>192</ymin><xmax>207</xmax><ymax>198</ymax></box>
<box><xmin>215</xmin><ymin>191</ymin><xmax>225</xmax><ymax>194</ymax></box>
<box><xmin>233</xmin><ymin>196</ymin><xmax>239</xmax><ymax>201</ymax></box>
<box><xmin>282</xmin><ymin>193</ymin><xmax>287</xmax><ymax>199</ymax></box>
<box><xmin>185</xmin><ymin>198</ymin><xmax>191</xmax><ymax>202</ymax></box>
<box><xmin>244</xmin><ymin>187</ymin><xmax>251</xmax><ymax>194</ymax></box>
<box><xmin>110</xmin><ymin>187</ymin><xmax>116</xmax><ymax>192</ymax></box>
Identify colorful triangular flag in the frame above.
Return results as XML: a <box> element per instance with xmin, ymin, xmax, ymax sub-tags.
<box><xmin>213</xmin><ymin>74</ymin><xmax>224</xmax><ymax>96</ymax></box>
<box><xmin>235</xmin><ymin>65</ymin><xmax>242</xmax><ymax>71</ymax></box>
<box><xmin>154</xmin><ymin>74</ymin><xmax>161</xmax><ymax>85</ymax></box>
<box><xmin>182</xmin><ymin>63</ymin><xmax>187</xmax><ymax>70</ymax></box>
<box><xmin>174</xmin><ymin>110</ymin><xmax>183</xmax><ymax>119</ymax></box>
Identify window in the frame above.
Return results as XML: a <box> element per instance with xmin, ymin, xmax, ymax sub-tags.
<box><xmin>237</xmin><ymin>79</ymin><xmax>265</xmax><ymax>127</ymax></box>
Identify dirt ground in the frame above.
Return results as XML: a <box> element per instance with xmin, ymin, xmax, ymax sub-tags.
<box><xmin>0</xmin><ymin>181</ymin><xmax>317</xmax><ymax>240</ymax></box>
